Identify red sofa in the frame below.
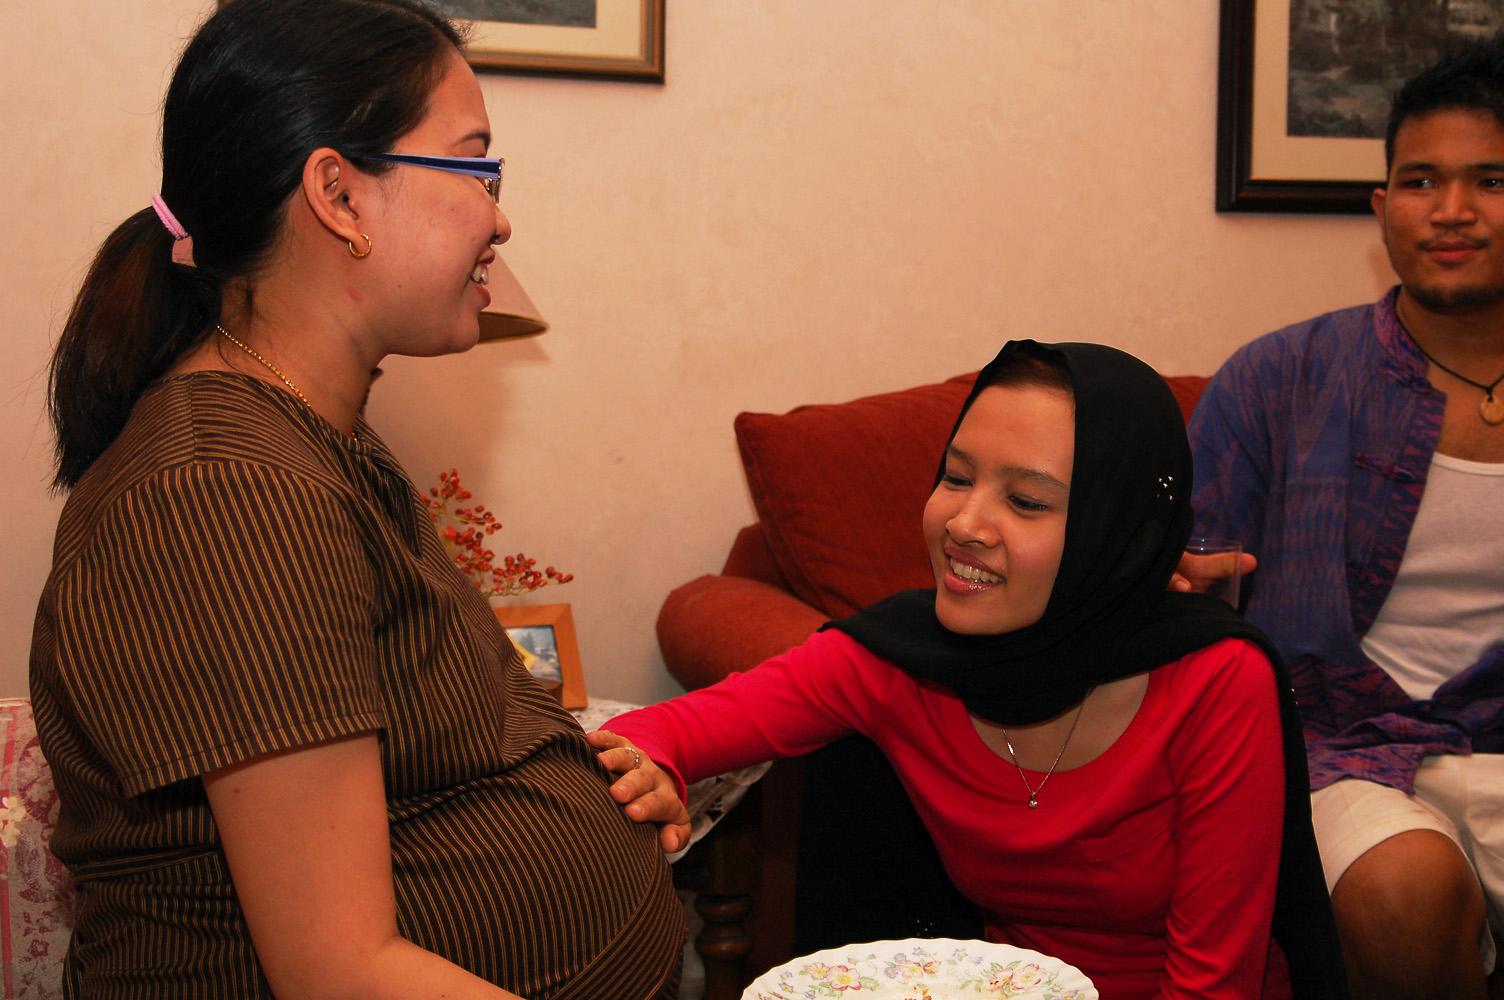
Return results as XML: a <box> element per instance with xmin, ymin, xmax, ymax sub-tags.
<box><xmin>656</xmin><ymin>368</ymin><xmax>1211</xmax><ymax>975</ymax></box>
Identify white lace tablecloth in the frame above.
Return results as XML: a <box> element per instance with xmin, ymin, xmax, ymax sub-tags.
<box><xmin>571</xmin><ymin>698</ymin><xmax>771</xmax><ymax>861</ymax></box>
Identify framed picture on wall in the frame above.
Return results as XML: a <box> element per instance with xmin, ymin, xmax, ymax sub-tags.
<box><xmin>217</xmin><ymin>0</ymin><xmax>664</xmax><ymax>81</ymax></box>
<box><xmin>1216</xmin><ymin>0</ymin><xmax>1500</xmax><ymax>213</ymax></box>
<box><xmin>436</xmin><ymin>0</ymin><xmax>665</xmax><ymax>82</ymax></box>
<box><xmin>493</xmin><ymin>603</ymin><xmax>588</xmax><ymax>708</ymax></box>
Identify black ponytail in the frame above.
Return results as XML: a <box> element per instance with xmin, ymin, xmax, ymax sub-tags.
<box><xmin>49</xmin><ymin>212</ymin><xmax>220</xmax><ymax>488</ymax></box>
<box><xmin>48</xmin><ymin>0</ymin><xmax>464</xmax><ymax>489</ymax></box>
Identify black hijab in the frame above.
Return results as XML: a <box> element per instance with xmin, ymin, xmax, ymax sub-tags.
<box><xmin>824</xmin><ymin>340</ymin><xmax>1348</xmax><ymax>999</ymax></box>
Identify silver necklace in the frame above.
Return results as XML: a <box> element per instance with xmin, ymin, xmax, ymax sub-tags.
<box><xmin>998</xmin><ymin>689</ymin><xmax>1092</xmax><ymax>809</ymax></box>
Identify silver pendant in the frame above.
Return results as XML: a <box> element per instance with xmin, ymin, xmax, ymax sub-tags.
<box><xmin>1027</xmin><ymin>797</ymin><xmax>1038</xmax><ymax>809</ymax></box>
<box><xmin>1482</xmin><ymin>394</ymin><xmax>1504</xmax><ymax>425</ymax></box>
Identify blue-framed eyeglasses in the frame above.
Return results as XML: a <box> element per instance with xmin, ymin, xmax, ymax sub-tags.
<box><xmin>350</xmin><ymin>153</ymin><xmax>505</xmax><ymax>202</ymax></box>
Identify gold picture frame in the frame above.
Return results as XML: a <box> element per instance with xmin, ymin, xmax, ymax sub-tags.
<box><xmin>217</xmin><ymin>1</ymin><xmax>664</xmax><ymax>83</ymax></box>
<box><xmin>455</xmin><ymin>0</ymin><xmax>664</xmax><ymax>82</ymax></box>
<box><xmin>493</xmin><ymin>603</ymin><xmax>588</xmax><ymax>709</ymax></box>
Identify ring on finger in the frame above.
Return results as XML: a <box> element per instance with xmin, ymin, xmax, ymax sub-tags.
<box><xmin>626</xmin><ymin>747</ymin><xmax>641</xmax><ymax>770</ymax></box>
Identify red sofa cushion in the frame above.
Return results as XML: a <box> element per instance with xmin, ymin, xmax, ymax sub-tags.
<box><xmin>731</xmin><ymin>373</ymin><xmax>1211</xmax><ymax>622</ymax></box>
<box><xmin>734</xmin><ymin>374</ymin><xmax>977</xmax><ymax>619</ymax></box>
<box><xmin>1166</xmin><ymin>375</ymin><xmax>1211</xmax><ymax>424</ymax></box>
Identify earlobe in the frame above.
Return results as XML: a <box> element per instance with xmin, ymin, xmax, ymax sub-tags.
<box><xmin>1371</xmin><ymin>186</ymin><xmax>1388</xmax><ymax>231</ymax></box>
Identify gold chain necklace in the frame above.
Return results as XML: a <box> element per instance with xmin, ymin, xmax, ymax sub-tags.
<box><xmin>998</xmin><ymin>688</ymin><xmax>1093</xmax><ymax>809</ymax></box>
<box><xmin>216</xmin><ymin>325</ymin><xmax>310</xmax><ymax>407</ymax></box>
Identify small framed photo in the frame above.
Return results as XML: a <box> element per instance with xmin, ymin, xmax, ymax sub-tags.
<box><xmin>493</xmin><ymin>603</ymin><xmax>588</xmax><ymax>709</ymax></box>
<box><xmin>441</xmin><ymin>0</ymin><xmax>665</xmax><ymax>82</ymax></box>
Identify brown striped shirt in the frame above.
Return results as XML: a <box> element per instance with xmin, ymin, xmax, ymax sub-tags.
<box><xmin>29</xmin><ymin>373</ymin><xmax>682</xmax><ymax>999</ymax></box>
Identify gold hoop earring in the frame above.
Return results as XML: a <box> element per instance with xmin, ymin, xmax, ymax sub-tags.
<box><xmin>348</xmin><ymin>234</ymin><xmax>372</xmax><ymax>259</ymax></box>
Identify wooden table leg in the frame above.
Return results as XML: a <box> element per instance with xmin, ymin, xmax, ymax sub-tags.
<box><xmin>671</xmin><ymin>758</ymin><xmax>806</xmax><ymax>1000</ymax></box>
<box><xmin>674</xmin><ymin>779</ymin><xmax>764</xmax><ymax>1000</ymax></box>
<box><xmin>693</xmin><ymin>891</ymin><xmax>754</xmax><ymax>1000</ymax></box>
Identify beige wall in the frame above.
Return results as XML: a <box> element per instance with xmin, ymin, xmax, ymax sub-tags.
<box><xmin>1</xmin><ymin>1</ymin><xmax>1396</xmax><ymax>705</ymax></box>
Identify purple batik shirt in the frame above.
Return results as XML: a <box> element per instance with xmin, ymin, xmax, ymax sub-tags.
<box><xmin>1189</xmin><ymin>287</ymin><xmax>1504</xmax><ymax>793</ymax></box>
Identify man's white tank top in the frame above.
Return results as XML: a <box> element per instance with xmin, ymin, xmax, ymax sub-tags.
<box><xmin>1360</xmin><ymin>451</ymin><xmax>1504</xmax><ymax>701</ymax></box>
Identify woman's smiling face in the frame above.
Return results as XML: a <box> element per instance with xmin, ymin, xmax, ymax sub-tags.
<box><xmin>923</xmin><ymin>383</ymin><xmax>1073</xmax><ymax>635</ymax></box>
<box><xmin>361</xmin><ymin>47</ymin><xmax>510</xmax><ymax>358</ymax></box>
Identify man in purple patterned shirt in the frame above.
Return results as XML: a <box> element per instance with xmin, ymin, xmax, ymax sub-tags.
<box><xmin>1187</xmin><ymin>38</ymin><xmax>1504</xmax><ymax>1000</ymax></box>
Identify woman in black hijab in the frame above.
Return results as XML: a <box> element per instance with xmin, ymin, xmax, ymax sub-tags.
<box><xmin>601</xmin><ymin>341</ymin><xmax>1346</xmax><ymax>1000</ymax></box>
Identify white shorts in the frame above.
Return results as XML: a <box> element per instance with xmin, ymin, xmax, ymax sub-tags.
<box><xmin>1310</xmin><ymin>754</ymin><xmax>1504</xmax><ymax>972</ymax></box>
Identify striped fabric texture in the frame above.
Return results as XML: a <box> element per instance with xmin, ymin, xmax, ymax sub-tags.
<box><xmin>29</xmin><ymin>373</ymin><xmax>682</xmax><ymax>998</ymax></box>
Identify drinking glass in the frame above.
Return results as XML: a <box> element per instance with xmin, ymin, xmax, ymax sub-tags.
<box><xmin>1184</xmin><ymin>537</ymin><xmax>1243</xmax><ymax>608</ymax></box>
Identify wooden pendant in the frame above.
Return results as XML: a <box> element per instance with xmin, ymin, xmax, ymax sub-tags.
<box><xmin>1482</xmin><ymin>394</ymin><xmax>1504</xmax><ymax>425</ymax></box>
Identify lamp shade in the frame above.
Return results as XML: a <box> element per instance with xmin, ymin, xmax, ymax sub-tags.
<box><xmin>478</xmin><ymin>257</ymin><xmax>549</xmax><ymax>342</ymax></box>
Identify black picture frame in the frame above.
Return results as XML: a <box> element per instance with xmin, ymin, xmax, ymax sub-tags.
<box><xmin>1216</xmin><ymin>0</ymin><xmax>1384</xmax><ymax>214</ymax></box>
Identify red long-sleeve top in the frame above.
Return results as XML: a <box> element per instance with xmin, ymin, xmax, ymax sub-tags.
<box><xmin>608</xmin><ymin>630</ymin><xmax>1290</xmax><ymax>1000</ymax></box>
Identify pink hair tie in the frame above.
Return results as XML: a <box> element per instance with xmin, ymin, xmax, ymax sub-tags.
<box><xmin>150</xmin><ymin>194</ymin><xmax>189</xmax><ymax>239</ymax></box>
<box><xmin>150</xmin><ymin>194</ymin><xmax>196</xmax><ymax>266</ymax></box>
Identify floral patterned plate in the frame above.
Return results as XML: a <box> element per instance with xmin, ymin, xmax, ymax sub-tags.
<box><xmin>741</xmin><ymin>938</ymin><xmax>1097</xmax><ymax>1000</ymax></box>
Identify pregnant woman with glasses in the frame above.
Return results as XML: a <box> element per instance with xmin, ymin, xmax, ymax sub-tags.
<box><xmin>29</xmin><ymin>2</ymin><xmax>682</xmax><ymax>997</ymax></box>
<box><xmin>596</xmin><ymin>341</ymin><xmax>1350</xmax><ymax>1000</ymax></box>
